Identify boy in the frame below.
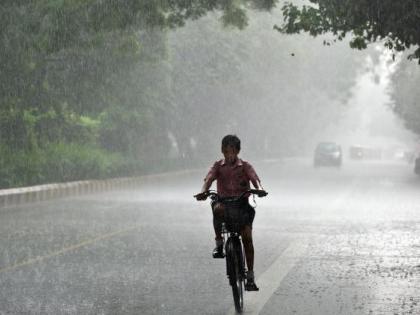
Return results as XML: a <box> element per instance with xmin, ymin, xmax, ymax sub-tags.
<box><xmin>195</xmin><ymin>134</ymin><xmax>264</xmax><ymax>291</ymax></box>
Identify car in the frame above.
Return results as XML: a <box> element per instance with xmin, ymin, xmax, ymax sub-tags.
<box><xmin>349</xmin><ymin>145</ymin><xmax>382</xmax><ymax>160</ymax></box>
<box><xmin>314</xmin><ymin>142</ymin><xmax>342</xmax><ymax>168</ymax></box>
<box><xmin>414</xmin><ymin>157</ymin><xmax>420</xmax><ymax>175</ymax></box>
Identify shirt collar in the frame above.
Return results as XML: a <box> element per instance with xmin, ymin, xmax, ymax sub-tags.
<box><xmin>221</xmin><ymin>158</ymin><xmax>243</xmax><ymax>167</ymax></box>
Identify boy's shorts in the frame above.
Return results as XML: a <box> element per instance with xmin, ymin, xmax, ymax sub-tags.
<box><xmin>212</xmin><ymin>200</ymin><xmax>255</xmax><ymax>228</ymax></box>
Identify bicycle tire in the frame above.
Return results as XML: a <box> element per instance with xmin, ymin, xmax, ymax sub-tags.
<box><xmin>226</xmin><ymin>238</ymin><xmax>244</xmax><ymax>313</ymax></box>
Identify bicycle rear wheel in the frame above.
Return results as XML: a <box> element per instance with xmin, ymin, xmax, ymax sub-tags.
<box><xmin>226</xmin><ymin>239</ymin><xmax>244</xmax><ymax>313</ymax></box>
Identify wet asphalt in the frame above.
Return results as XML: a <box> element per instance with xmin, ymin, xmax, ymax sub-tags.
<box><xmin>0</xmin><ymin>158</ymin><xmax>419</xmax><ymax>314</ymax></box>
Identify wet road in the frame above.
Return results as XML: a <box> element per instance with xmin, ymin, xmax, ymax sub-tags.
<box><xmin>0</xmin><ymin>159</ymin><xmax>419</xmax><ymax>314</ymax></box>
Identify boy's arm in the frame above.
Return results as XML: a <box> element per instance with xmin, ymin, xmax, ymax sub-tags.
<box><xmin>251</xmin><ymin>178</ymin><xmax>263</xmax><ymax>190</ymax></box>
<box><xmin>199</xmin><ymin>162</ymin><xmax>218</xmax><ymax>193</ymax></box>
<box><xmin>195</xmin><ymin>163</ymin><xmax>218</xmax><ymax>201</ymax></box>
<box><xmin>245</xmin><ymin>162</ymin><xmax>264</xmax><ymax>190</ymax></box>
<box><xmin>200</xmin><ymin>177</ymin><xmax>213</xmax><ymax>193</ymax></box>
<box><xmin>195</xmin><ymin>179</ymin><xmax>213</xmax><ymax>200</ymax></box>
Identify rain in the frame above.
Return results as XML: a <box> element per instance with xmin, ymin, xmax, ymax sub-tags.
<box><xmin>1</xmin><ymin>1</ymin><xmax>420</xmax><ymax>314</ymax></box>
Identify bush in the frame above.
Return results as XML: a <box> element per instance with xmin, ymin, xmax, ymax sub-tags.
<box><xmin>42</xmin><ymin>142</ymin><xmax>146</xmax><ymax>182</ymax></box>
<box><xmin>0</xmin><ymin>141</ymin><xmax>202</xmax><ymax>189</ymax></box>
<box><xmin>0</xmin><ymin>143</ymin><xmax>144</xmax><ymax>189</ymax></box>
<box><xmin>0</xmin><ymin>145</ymin><xmax>45</xmax><ymax>188</ymax></box>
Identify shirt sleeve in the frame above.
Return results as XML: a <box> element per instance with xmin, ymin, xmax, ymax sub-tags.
<box><xmin>204</xmin><ymin>161</ymin><xmax>219</xmax><ymax>184</ymax></box>
<box><xmin>244</xmin><ymin>162</ymin><xmax>260</xmax><ymax>187</ymax></box>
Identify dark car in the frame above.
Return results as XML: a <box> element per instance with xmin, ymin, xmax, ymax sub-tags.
<box><xmin>415</xmin><ymin>157</ymin><xmax>420</xmax><ymax>175</ymax></box>
<box><xmin>314</xmin><ymin>142</ymin><xmax>342</xmax><ymax>168</ymax></box>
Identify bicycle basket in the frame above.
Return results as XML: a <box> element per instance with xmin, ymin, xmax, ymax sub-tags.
<box><xmin>223</xmin><ymin>201</ymin><xmax>247</xmax><ymax>233</ymax></box>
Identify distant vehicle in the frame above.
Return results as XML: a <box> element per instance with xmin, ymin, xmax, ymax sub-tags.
<box><xmin>349</xmin><ymin>146</ymin><xmax>364</xmax><ymax>160</ymax></box>
<box><xmin>402</xmin><ymin>150</ymin><xmax>415</xmax><ymax>163</ymax></box>
<box><xmin>314</xmin><ymin>142</ymin><xmax>342</xmax><ymax>168</ymax></box>
<box><xmin>349</xmin><ymin>145</ymin><xmax>381</xmax><ymax>160</ymax></box>
<box><xmin>414</xmin><ymin>157</ymin><xmax>420</xmax><ymax>175</ymax></box>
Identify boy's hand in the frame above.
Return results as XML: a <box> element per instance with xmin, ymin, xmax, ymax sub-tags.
<box><xmin>194</xmin><ymin>192</ymin><xmax>208</xmax><ymax>201</ymax></box>
<box><xmin>257</xmin><ymin>190</ymin><xmax>268</xmax><ymax>197</ymax></box>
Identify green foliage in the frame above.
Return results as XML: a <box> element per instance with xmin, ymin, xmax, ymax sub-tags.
<box><xmin>391</xmin><ymin>55</ymin><xmax>420</xmax><ymax>134</ymax></box>
<box><xmin>0</xmin><ymin>109</ymin><xmax>37</xmax><ymax>151</ymax></box>
<box><xmin>0</xmin><ymin>145</ymin><xmax>45</xmax><ymax>188</ymax></box>
<box><xmin>0</xmin><ymin>0</ymin><xmax>374</xmax><ymax>188</ymax></box>
<box><xmin>349</xmin><ymin>37</ymin><xmax>368</xmax><ymax>50</ymax></box>
<box><xmin>278</xmin><ymin>0</ymin><xmax>420</xmax><ymax>64</ymax></box>
<box><xmin>42</xmin><ymin>143</ymin><xmax>125</xmax><ymax>181</ymax></box>
<box><xmin>0</xmin><ymin>143</ymin><xmax>145</xmax><ymax>189</ymax></box>
<box><xmin>221</xmin><ymin>1</ymin><xmax>249</xmax><ymax>29</ymax></box>
<box><xmin>98</xmin><ymin>106</ymin><xmax>149</xmax><ymax>154</ymax></box>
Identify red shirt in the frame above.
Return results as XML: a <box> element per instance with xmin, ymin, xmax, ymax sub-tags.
<box><xmin>204</xmin><ymin>158</ymin><xmax>260</xmax><ymax>197</ymax></box>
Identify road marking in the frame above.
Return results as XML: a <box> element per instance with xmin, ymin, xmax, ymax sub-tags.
<box><xmin>0</xmin><ymin>225</ymin><xmax>140</xmax><ymax>274</ymax></box>
<box><xmin>225</xmin><ymin>179</ymin><xmax>356</xmax><ymax>314</ymax></box>
<box><xmin>226</xmin><ymin>239</ymin><xmax>308</xmax><ymax>315</ymax></box>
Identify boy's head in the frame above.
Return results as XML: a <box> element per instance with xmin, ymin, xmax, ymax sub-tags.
<box><xmin>221</xmin><ymin>135</ymin><xmax>241</xmax><ymax>164</ymax></box>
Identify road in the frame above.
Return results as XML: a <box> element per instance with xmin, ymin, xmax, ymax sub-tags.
<box><xmin>1</xmin><ymin>159</ymin><xmax>419</xmax><ymax>314</ymax></box>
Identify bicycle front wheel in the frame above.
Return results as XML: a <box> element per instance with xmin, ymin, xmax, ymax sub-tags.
<box><xmin>226</xmin><ymin>239</ymin><xmax>244</xmax><ymax>313</ymax></box>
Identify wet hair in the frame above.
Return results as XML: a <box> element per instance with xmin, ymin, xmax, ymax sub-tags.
<box><xmin>221</xmin><ymin>134</ymin><xmax>241</xmax><ymax>152</ymax></box>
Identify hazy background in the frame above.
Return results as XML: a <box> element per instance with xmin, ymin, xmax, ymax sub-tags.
<box><xmin>0</xmin><ymin>1</ymin><xmax>418</xmax><ymax>188</ymax></box>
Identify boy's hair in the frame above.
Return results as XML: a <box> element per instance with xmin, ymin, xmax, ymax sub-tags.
<box><xmin>221</xmin><ymin>134</ymin><xmax>241</xmax><ymax>151</ymax></box>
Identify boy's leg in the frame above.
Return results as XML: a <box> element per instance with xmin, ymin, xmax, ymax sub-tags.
<box><xmin>242</xmin><ymin>203</ymin><xmax>256</xmax><ymax>272</ymax></box>
<box><xmin>212</xmin><ymin>202</ymin><xmax>225</xmax><ymax>258</ymax></box>
<box><xmin>241</xmin><ymin>225</ymin><xmax>254</xmax><ymax>273</ymax></box>
<box><xmin>241</xmin><ymin>225</ymin><xmax>258</xmax><ymax>291</ymax></box>
<box><xmin>242</xmin><ymin>202</ymin><xmax>259</xmax><ymax>291</ymax></box>
<box><xmin>212</xmin><ymin>202</ymin><xmax>224</xmax><ymax>240</ymax></box>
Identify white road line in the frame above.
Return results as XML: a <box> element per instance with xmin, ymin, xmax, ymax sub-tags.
<box><xmin>225</xmin><ymin>178</ymin><xmax>356</xmax><ymax>314</ymax></box>
<box><xmin>226</xmin><ymin>239</ymin><xmax>308</xmax><ymax>315</ymax></box>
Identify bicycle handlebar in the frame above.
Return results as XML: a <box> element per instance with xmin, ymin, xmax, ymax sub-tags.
<box><xmin>194</xmin><ymin>189</ymin><xmax>268</xmax><ymax>201</ymax></box>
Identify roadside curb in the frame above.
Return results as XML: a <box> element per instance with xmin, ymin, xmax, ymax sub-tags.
<box><xmin>0</xmin><ymin>169</ymin><xmax>201</xmax><ymax>208</ymax></box>
<box><xmin>0</xmin><ymin>158</ymin><xmax>282</xmax><ymax>208</ymax></box>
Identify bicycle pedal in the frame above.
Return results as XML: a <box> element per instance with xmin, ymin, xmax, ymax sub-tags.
<box><xmin>212</xmin><ymin>252</ymin><xmax>225</xmax><ymax>259</ymax></box>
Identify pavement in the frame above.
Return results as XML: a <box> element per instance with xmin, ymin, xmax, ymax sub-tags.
<box><xmin>0</xmin><ymin>159</ymin><xmax>419</xmax><ymax>314</ymax></box>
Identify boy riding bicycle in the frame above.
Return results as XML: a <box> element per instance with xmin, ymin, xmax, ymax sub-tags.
<box><xmin>195</xmin><ymin>135</ymin><xmax>265</xmax><ymax>291</ymax></box>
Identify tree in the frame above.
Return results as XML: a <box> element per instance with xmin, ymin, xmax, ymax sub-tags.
<box><xmin>277</xmin><ymin>0</ymin><xmax>420</xmax><ymax>64</ymax></box>
<box><xmin>0</xmin><ymin>0</ymin><xmax>279</xmax><ymax>187</ymax></box>
<box><xmin>0</xmin><ymin>0</ymin><xmax>277</xmax><ymax>150</ymax></box>
<box><xmin>165</xmin><ymin>10</ymin><xmax>367</xmax><ymax>159</ymax></box>
<box><xmin>391</xmin><ymin>53</ymin><xmax>420</xmax><ymax>134</ymax></box>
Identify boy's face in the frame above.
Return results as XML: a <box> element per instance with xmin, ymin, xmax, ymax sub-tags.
<box><xmin>222</xmin><ymin>145</ymin><xmax>239</xmax><ymax>165</ymax></box>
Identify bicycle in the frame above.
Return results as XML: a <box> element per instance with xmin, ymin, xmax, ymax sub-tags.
<box><xmin>194</xmin><ymin>189</ymin><xmax>267</xmax><ymax>313</ymax></box>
